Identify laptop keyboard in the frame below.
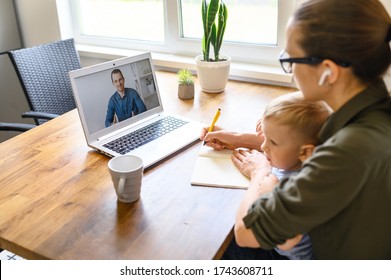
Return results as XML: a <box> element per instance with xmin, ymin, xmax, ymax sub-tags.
<box><xmin>103</xmin><ymin>116</ymin><xmax>188</xmax><ymax>155</ymax></box>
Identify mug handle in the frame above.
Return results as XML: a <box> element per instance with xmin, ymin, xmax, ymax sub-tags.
<box><xmin>118</xmin><ymin>177</ymin><xmax>129</xmax><ymax>198</ymax></box>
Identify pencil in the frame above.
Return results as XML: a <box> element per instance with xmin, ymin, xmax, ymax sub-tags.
<box><xmin>203</xmin><ymin>108</ymin><xmax>221</xmax><ymax>145</ymax></box>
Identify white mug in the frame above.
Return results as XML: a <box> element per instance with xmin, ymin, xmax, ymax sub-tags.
<box><xmin>108</xmin><ymin>155</ymin><xmax>144</xmax><ymax>203</ymax></box>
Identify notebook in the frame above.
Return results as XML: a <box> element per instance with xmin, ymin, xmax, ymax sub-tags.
<box><xmin>191</xmin><ymin>146</ymin><xmax>250</xmax><ymax>189</ymax></box>
<box><xmin>69</xmin><ymin>52</ymin><xmax>203</xmax><ymax>168</ymax></box>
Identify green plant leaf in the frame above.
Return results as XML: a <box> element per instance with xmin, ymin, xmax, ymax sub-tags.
<box><xmin>202</xmin><ymin>0</ymin><xmax>209</xmax><ymax>61</ymax></box>
<box><xmin>201</xmin><ymin>0</ymin><xmax>227</xmax><ymax>62</ymax></box>
<box><xmin>177</xmin><ymin>69</ymin><xmax>194</xmax><ymax>85</ymax></box>
<box><xmin>206</xmin><ymin>0</ymin><xmax>220</xmax><ymax>35</ymax></box>
<box><xmin>214</xmin><ymin>2</ymin><xmax>227</xmax><ymax>61</ymax></box>
<box><xmin>202</xmin><ymin>0</ymin><xmax>221</xmax><ymax>61</ymax></box>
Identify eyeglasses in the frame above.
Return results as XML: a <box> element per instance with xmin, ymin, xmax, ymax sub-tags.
<box><xmin>279</xmin><ymin>50</ymin><xmax>351</xmax><ymax>74</ymax></box>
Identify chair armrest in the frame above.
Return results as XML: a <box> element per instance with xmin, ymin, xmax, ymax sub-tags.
<box><xmin>0</xmin><ymin>122</ymin><xmax>36</xmax><ymax>132</ymax></box>
<box><xmin>22</xmin><ymin>111</ymin><xmax>59</xmax><ymax>120</ymax></box>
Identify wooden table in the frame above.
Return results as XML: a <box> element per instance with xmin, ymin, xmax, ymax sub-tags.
<box><xmin>0</xmin><ymin>71</ymin><xmax>295</xmax><ymax>259</ymax></box>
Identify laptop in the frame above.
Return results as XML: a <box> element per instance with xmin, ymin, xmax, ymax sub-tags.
<box><xmin>69</xmin><ymin>52</ymin><xmax>202</xmax><ymax>168</ymax></box>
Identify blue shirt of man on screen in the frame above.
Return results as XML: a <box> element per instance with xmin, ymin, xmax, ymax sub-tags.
<box><xmin>105</xmin><ymin>69</ymin><xmax>147</xmax><ymax>127</ymax></box>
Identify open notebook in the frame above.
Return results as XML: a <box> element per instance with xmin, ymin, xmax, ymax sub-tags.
<box><xmin>191</xmin><ymin>146</ymin><xmax>250</xmax><ymax>189</ymax></box>
<box><xmin>69</xmin><ymin>53</ymin><xmax>202</xmax><ymax>168</ymax></box>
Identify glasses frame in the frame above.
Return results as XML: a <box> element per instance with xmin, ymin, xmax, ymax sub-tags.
<box><xmin>279</xmin><ymin>50</ymin><xmax>351</xmax><ymax>74</ymax></box>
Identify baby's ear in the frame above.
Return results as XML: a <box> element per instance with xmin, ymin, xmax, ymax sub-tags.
<box><xmin>299</xmin><ymin>144</ymin><xmax>315</xmax><ymax>162</ymax></box>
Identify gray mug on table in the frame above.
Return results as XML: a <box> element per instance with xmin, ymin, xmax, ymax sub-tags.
<box><xmin>108</xmin><ymin>155</ymin><xmax>144</xmax><ymax>203</ymax></box>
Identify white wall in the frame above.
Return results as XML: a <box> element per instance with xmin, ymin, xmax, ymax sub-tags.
<box><xmin>14</xmin><ymin>0</ymin><xmax>61</xmax><ymax>47</ymax></box>
<box><xmin>0</xmin><ymin>0</ymin><xmax>22</xmax><ymax>51</ymax></box>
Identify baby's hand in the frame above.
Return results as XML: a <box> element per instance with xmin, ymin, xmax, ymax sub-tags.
<box><xmin>232</xmin><ymin>149</ymin><xmax>270</xmax><ymax>178</ymax></box>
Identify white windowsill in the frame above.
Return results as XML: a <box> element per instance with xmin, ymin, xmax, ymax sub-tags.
<box><xmin>76</xmin><ymin>44</ymin><xmax>295</xmax><ymax>88</ymax></box>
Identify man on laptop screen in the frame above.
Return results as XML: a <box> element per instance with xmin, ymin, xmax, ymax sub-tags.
<box><xmin>105</xmin><ymin>68</ymin><xmax>147</xmax><ymax>127</ymax></box>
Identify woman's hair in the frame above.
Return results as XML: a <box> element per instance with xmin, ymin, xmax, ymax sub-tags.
<box><xmin>263</xmin><ymin>93</ymin><xmax>331</xmax><ymax>145</ymax></box>
<box><xmin>292</xmin><ymin>0</ymin><xmax>391</xmax><ymax>83</ymax></box>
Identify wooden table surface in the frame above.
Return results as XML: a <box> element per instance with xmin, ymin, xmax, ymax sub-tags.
<box><xmin>0</xmin><ymin>71</ymin><xmax>295</xmax><ymax>259</ymax></box>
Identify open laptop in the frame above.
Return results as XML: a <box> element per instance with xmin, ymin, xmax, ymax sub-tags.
<box><xmin>69</xmin><ymin>52</ymin><xmax>202</xmax><ymax>168</ymax></box>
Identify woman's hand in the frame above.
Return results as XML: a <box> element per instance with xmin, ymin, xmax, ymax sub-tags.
<box><xmin>233</xmin><ymin>149</ymin><xmax>277</xmax><ymax>248</ymax></box>
<box><xmin>200</xmin><ymin>125</ymin><xmax>223</xmax><ymax>140</ymax></box>
<box><xmin>201</xmin><ymin>126</ymin><xmax>264</xmax><ymax>151</ymax></box>
<box><xmin>200</xmin><ymin>126</ymin><xmax>239</xmax><ymax>151</ymax></box>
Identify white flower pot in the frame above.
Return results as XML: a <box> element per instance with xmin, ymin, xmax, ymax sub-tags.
<box><xmin>195</xmin><ymin>54</ymin><xmax>231</xmax><ymax>93</ymax></box>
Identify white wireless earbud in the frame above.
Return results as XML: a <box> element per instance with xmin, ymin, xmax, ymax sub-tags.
<box><xmin>318</xmin><ymin>68</ymin><xmax>332</xmax><ymax>86</ymax></box>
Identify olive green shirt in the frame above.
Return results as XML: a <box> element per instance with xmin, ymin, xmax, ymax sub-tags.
<box><xmin>244</xmin><ymin>80</ymin><xmax>391</xmax><ymax>259</ymax></box>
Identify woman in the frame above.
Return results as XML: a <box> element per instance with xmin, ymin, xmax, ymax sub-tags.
<box><xmin>206</xmin><ymin>0</ymin><xmax>391</xmax><ymax>259</ymax></box>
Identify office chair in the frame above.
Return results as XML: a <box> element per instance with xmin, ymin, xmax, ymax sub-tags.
<box><xmin>0</xmin><ymin>122</ymin><xmax>35</xmax><ymax>132</ymax></box>
<box><xmin>8</xmin><ymin>38</ymin><xmax>81</xmax><ymax>125</ymax></box>
<box><xmin>0</xmin><ymin>52</ymin><xmax>36</xmax><ymax>133</ymax></box>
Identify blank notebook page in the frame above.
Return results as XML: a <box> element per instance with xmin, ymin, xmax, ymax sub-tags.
<box><xmin>191</xmin><ymin>146</ymin><xmax>250</xmax><ymax>189</ymax></box>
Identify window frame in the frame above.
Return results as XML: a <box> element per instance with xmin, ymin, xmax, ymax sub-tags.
<box><xmin>68</xmin><ymin>0</ymin><xmax>296</xmax><ymax>67</ymax></box>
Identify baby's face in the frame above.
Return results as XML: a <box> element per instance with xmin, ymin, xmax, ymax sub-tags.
<box><xmin>260</xmin><ymin>118</ymin><xmax>304</xmax><ymax>171</ymax></box>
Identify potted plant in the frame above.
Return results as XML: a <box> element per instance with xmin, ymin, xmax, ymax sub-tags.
<box><xmin>196</xmin><ymin>0</ymin><xmax>230</xmax><ymax>93</ymax></box>
<box><xmin>177</xmin><ymin>69</ymin><xmax>195</xmax><ymax>100</ymax></box>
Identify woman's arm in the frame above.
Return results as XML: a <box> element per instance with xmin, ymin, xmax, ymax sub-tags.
<box><xmin>200</xmin><ymin>127</ymin><xmax>264</xmax><ymax>151</ymax></box>
<box><xmin>232</xmin><ymin>149</ymin><xmax>302</xmax><ymax>250</ymax></box>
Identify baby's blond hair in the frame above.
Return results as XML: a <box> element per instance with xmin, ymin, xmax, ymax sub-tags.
<box><xmin>263</xmin><ymin>93</ymin><xmax>331</xmax><ymax>144</ymax></box>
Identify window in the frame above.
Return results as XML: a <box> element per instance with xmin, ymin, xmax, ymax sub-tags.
<box><xmin>75</xmin><ymin>0</ymin><xmax>165</xmax><ymax>42</ymax></box>
<box><xmin>181</xmin><ymin>0</ymin><xmax>278</xmax><ymax>45</ymax></box>
<box><xmin>68</xmin><ymin>0</ymin><xmax>296</xmax><ymax>67</ymax></box>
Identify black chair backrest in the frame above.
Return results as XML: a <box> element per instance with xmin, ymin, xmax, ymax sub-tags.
<box><xmin>8</xmin><ymin>39</ymin><xmax>81</xmax><ymax>124</ymax></box>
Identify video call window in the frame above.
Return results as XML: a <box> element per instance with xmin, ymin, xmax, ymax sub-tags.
<box><xmin>74</xmin><ymin>59</ymin><xmax>160</xmax><ymax>135</ymax></box>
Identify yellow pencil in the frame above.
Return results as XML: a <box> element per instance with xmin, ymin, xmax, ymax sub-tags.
<box><xmin>203</xmin><ymin>108</ymin><xmax>221</xmax><ymax>145</ymax></box>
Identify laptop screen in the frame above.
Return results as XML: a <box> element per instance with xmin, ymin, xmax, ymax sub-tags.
<box><xmin>69</xmin><ymin>53</ymin><xmax>163</xmax><ymax>143</ymax></box>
